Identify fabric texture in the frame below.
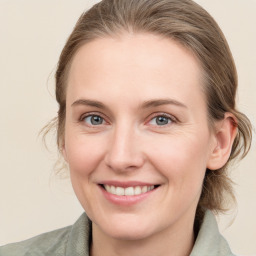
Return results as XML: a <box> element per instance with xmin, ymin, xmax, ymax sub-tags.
<box><xmin>0</xmin><ymin>210</ymin><xmax>236</xmax><ymax>256</ymax></box>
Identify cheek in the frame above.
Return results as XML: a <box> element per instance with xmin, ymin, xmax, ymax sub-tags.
<box><xmin>147</xmin><ymin>133</ymin><xmax>210</xmax><ymax>188</ymax></box>
<box><xmin>64</xmin><ymin>133</ymin><xmax>106</xmax><ymax>177</ymax></box>
<box><xmin>64</xmin><ymin>133</ymin><xmax>108</xmax><ymax>213</ymax></box>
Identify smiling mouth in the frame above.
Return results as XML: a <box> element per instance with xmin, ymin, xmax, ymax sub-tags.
<box><xmin>100</xmin><ymin>184</ymin><xmax>159</xmax><ymax>196</ymax></box>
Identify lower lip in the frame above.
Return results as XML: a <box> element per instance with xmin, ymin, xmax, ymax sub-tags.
<box><xmin>99</xmin><ymin>185</ymin><xmax>158</xmax><ymax>206</ymax></box>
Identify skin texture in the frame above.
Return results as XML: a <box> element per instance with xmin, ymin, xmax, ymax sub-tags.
<box><xmin>63</xmin><ymin>33</ymin><xmax>237</xmax><ymax>256</ymax></box>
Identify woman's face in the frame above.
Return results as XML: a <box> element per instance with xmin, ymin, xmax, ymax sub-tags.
<box><xmin>63</xmin><ymin>33</ymin><xmax>217</xmax><ymax>240</ymax></box>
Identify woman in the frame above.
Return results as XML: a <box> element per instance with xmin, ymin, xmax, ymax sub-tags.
<box><xmin>0</xmin><ymin>0</ymin><xmax>252</xmax><ymax>255</ymax></box>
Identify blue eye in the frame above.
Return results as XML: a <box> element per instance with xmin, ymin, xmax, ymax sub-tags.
<box><xmin>83</xmin><ymin>115</ymin><xmax>104</xmax><ymax>125</ymax></box>
<box><xmin>149</xmin><ymin>115</ymin><xmax>172</xmax><ymax>126</ymax></box>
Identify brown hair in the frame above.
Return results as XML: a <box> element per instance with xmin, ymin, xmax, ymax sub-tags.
<box><xmin>46</xmin><ymin>0</ymin><xmax>252</xmax><ymax>218</ymax></box>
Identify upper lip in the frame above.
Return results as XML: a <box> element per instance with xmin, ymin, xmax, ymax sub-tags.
<box><xmin>99</xmin><ymin>180</ymin><xmax>159</xmax><ymax>188</ymax></box>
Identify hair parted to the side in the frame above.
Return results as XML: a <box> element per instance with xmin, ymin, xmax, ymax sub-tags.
<box><xmin>43</xmin><ymin>0</ymin><xmax>252</xmax><ymax>220</ymax></box>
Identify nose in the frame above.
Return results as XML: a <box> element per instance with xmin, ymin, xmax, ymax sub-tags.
<box><xmin>104</xmin><ymin>124</ymin><xmax>145</xmax><ymax>173</ymax></box>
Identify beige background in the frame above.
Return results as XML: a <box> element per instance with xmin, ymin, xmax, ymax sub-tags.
<box><xmin>0</xmin><ymin>0</ymin><xmax>255</xmax><ymax>255</ymax></box>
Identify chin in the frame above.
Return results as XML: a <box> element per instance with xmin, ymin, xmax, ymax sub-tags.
<box><xmin>106</xmin><ymin>227</ymin><xmax>153</xmax><ymax>241</ymax></box>
<box><xmin>94</xmin><ymin>216</ymin><xmax>157</xmax><ymax>241</ymax></box>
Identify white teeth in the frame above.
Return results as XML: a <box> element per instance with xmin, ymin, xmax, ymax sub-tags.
<box><xmin>103</xmin><ymin>185</ymin><xmax>155</xmax><ymax>196</ymax></box>
<box><xmin>115</xmin><ymin>187</ymin><xmax>125</xmax><ymax>196</ymax></box>
<box><xmin>105</xmin><ymin>185</ymin><xmax>110</xmax><ymax>191</ymax></box>
<box><xmin>134</xmin><ymin>186</ymin><xmax>141</xmax><ymax>195</ymax></box>
<box><xmin>124</xmin><ymin>187</ymin><xmax>134</xmax><ymax>196</ymax></box>
<box><xmin>110</xmin><ymin>185</ymin><xmax>116</xmax><ymax>194</ymax></box>
<box><xmin>141</xmin><ymin>186</ymin><xmax>148</xmax><ymax>193</ymax></box>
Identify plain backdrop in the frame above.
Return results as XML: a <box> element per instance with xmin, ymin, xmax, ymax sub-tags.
<box><xmin>0</xmin><ymin>0</ymin><xmax>255</xmax><ymax>255</ymax></box>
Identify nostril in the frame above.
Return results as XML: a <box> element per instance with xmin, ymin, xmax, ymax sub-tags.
<box><xmin>104</xmin><ymin>143</ymin><xmax>145</xmax><ymax>172</ymax></box>
<box><xmin>105</xmin><ymin>160</ymin><xmax>142</xmax><ymax>173</ymax></box>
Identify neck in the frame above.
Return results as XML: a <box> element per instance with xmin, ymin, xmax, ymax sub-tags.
<box><xmin>90</xmin><ymin>215</ymin><xmax>195</xmax><ymax>256</ymax></box>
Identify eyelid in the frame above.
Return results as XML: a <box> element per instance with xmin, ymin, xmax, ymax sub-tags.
<box><xmin>79</xmin><ymin>112</ymin><xmax>109</xmax><ymax>125</ymax></box>
<box><xmin>146</xmin><ymin>112</ymin><xmax>178</xmax><ymax>126</ymax></box>
<box><xmin>79</xmin><ymin>111</ymin><xmax>178</xmax><ymax>127</ymax></box>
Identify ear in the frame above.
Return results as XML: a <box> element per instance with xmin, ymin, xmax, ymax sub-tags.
<box><xmin>207</xmin><ymin>113</ymin><xmax>237</xmax><ymax>170</ymax></box>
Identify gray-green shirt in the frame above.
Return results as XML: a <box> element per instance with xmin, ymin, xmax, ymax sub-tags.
<box><xmin>0</xmin><ymin>210</ymin><xmax>235</xmax><ymax>256</ymax></box>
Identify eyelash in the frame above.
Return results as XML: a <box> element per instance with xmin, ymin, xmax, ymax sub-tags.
<box><xmin>80</xmin><ymin>112</ymin><xmax>108</xmax><ymax>127</ymax></box>
<box><xmin>148</xmin><ymin>113</ymin><xmax>177</xmax><ymax>127</ymax></box>
<box><xmin>79</xmin><ymin>112</ymin><xmax>177</xmax><ymax>128</ymax></box>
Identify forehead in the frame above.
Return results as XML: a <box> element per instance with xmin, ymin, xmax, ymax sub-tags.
<box><xmin>67</xmin><ymin>33</ymin><xmax>206</xmax><ymax>110</ymax></box>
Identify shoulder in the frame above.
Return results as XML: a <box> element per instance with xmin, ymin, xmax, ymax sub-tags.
<box><xmin>0</xmin><ymin>212</ymin><xmax>91</xmax><ymax>256</ymax></box>
<box><xmin>0</xmin><ymin>225</ymin><xmax>71</xmax><ymax>256</ymax></box>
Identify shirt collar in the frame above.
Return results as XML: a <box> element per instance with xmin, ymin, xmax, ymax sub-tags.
<box><xmin>190</xmin><ymin>210</ymin><xmax>235</xmax><ymax>256</ymax></box>
<box><xmin>66</xmin><ymin>212</ymin><xmax>91</xmax><ymax>256</ymax></box>
<box><xmin>65</xmin><ymin>210</ymin><xmax>234</xmax><ymax>256</ymax></box>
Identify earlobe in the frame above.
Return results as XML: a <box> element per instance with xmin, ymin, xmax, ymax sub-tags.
<box><xmin>207</xmin><ymin>113</ymin><xmax>237</xmax><ymax>170</ymax></box>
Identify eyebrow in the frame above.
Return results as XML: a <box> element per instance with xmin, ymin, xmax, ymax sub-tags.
<box><xmin>72</xmin><ymin>99</ymin><xmax>106</xmax><ymax>109</ymax></box>
<box><xmin>71</xmin><ymin>98</ymin><xmax>187</xmax><ymax>110</ymax></box>
<box><xmin>141</xmin><ymin>99</ymin><xmax>187</xmax><ymax>109</ymax></box>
